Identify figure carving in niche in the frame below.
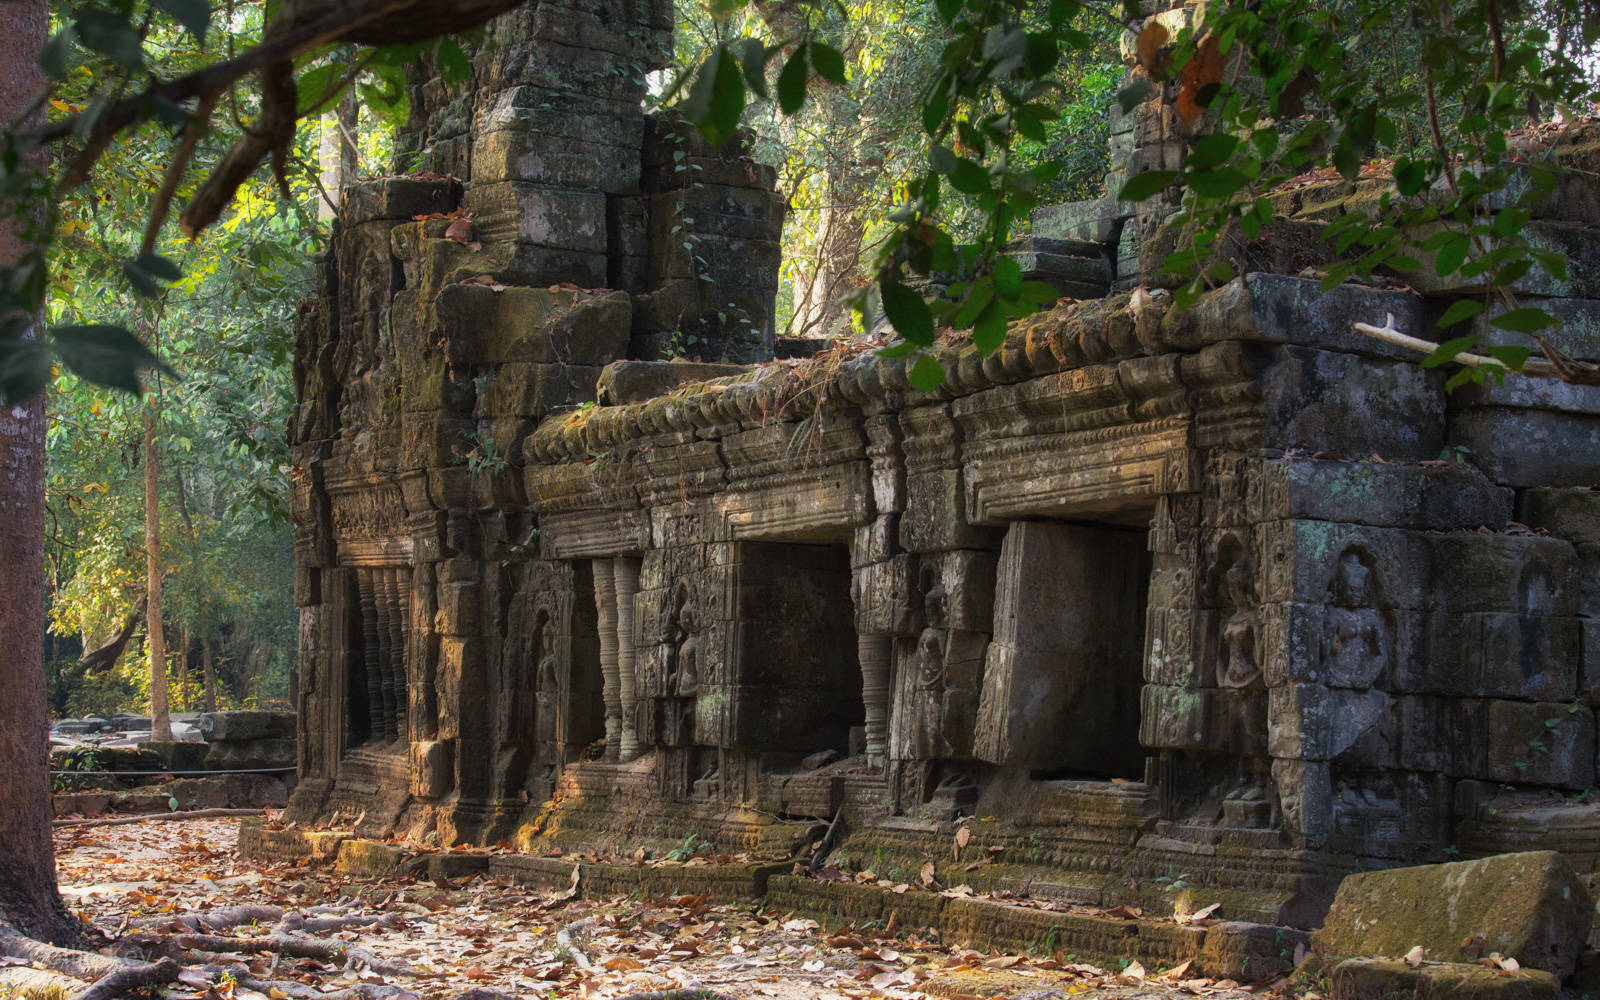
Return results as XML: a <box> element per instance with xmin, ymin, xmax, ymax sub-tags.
<box><xmin>910</xmin><ymin>568</ymin><xmax>951</xmax><ymax>760</ymax></box>
<box><xmin>660</xmin><ymin>581</ymin><xmax>703</xmax><ymax>748</ymax></box>
<box><xmin>533</xmin><ymin>610</ymin><xmax>561</xmax><ymax>759</ymax></box>
<box><xmin>1216</xmin><ymin>553</ymin><xmax>1261</xmax><ymax>690</ymax></box>
<box><xmin>1210</xmin><ymin>538</ymin><xmax>1270</xmax><ymax>817</ymax></box>
<box><xmin>1321</xmin><ymin>548</ymin><xmax>1391</xmax><ymax>690</ymax></box>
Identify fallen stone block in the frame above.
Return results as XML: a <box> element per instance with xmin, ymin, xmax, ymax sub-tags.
<box><xmin>1331</xmin><ymin>958</ymin><xmax>1559</xmax><ymax>1000</ymax></box>
<box><xmin>1312</xmin><ymin>851</ymin><xmax>1592</xmax><ymax>979</ymax></box>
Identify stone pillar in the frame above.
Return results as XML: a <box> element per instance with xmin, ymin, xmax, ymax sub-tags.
<box><xmin>357</xmin><ymin>569</ymin><xmax>385</xmax><ymax>740</ymax></box>
<box><xmin>592</xmin><ymin>558</ymin><xmax>622</xmax><ymax>759</ymax></box>
<box><xmin>374</xmin><ymin>569</ymin><xmax>400</xmax><ymax>741</ymax></box>
<box><xmin>858</xmin><ymin>633</ymin><xmax>892</xmax><ymax>766</ymax></box>
<box><xmin>383</xmin><ymin>567</ymin><xmax>409</xmax><ymax>743</ymax></box>
<box><xmin>615</xmin><ymin>557</ymin><xmax>643</xmax><ymax>761</ymax></box>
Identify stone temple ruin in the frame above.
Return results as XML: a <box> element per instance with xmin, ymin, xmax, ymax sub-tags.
<box><xmin>253</xmin><ymin>0</ymin><xmax>1600</xmax><ymax>970</ymax></box>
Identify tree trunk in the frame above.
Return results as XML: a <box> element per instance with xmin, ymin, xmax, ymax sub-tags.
<box><xmin>145</xmin><ymin>400</ymin><xmax>172</xmax><ymax>741</ymax></box>
<box><xmin>202</xmin><ymin>638</ymin><xmax>218</xmax><ymax>713</ymax></box>
<box><xmin>0</xmin><ymin>0</ymin><xmax>75</xmax><ymax>945</ymax></box>
<box><xmin>178</xmin><ymin>625</ymin><xmax>191</xmax><ymax>709</ymax></box>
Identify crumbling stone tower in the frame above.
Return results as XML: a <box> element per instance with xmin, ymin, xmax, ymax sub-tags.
<box><xmin>287</xmin><ymin>1</ymin><xmax>784</xmax><ymax>844</ymax></box>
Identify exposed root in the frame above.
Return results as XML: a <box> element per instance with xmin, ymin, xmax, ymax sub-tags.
<box><xmin>131</xmin><ymin>904</ymin><xmax>285</xmax><ymax>933</ymax></box>
<box><xmin>168</xmin><ymin>932</ymin><xmax>411</xmax><ymax>978</ymax></box>
<box><xmin>0</xmin><ymin>931</ymin><xmax>127</xmax><ymax>982</ymax></box>
<box><xmin>612</xmin><ymin>991</ymin><xmax>742</xmax><ymax>1000</ymax></box>
<box><xmin>54</xmin><ymin>809</ymin><xmax>263</xmax><ymax>830</ymax></box>
<box><xmin>71</xmin><ymin>957</ymin><xmax>179</xmax><ymax>1000</ymax></box>
<box><xmin>194</xmin><ymin>964</ymin><xmax>420</xmax><ymax>1000</ymax></box>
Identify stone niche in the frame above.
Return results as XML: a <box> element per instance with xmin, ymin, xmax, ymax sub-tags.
<box><xmin>720</xmin><ymin>542</ymin><xmax>863</xmax><ymax>757</ymax></box>
<box><xmin>347</xmin><ymin>565</ymin><xmax>412</xmax><ymax>747</ymax></box>
<box><xmin>975</xmin><ymin>520</ymin><xmax>1150</xmax><ymax>780</ymax></box>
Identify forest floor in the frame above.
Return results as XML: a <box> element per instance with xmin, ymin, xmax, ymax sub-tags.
<box><xmin>48</xmin><ymin>818</ymin><xmax>1294</xmax><ymax>1000</ymax></box>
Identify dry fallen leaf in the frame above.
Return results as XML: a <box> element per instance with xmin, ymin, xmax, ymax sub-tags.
<box><xmin>1405</xmin><ymin>945</ymin><xmax>1425</xmax><ymax>968</ymax></box>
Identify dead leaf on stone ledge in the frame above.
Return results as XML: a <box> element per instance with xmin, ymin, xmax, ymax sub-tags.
<box><xmin>919</xmin><ymin>860</ymin><xmax>937</xmax><ymax>888</ymax></box>
<box><xmin>1405</xmin><ymin>945</ymin><xmax>1425</xmax><ymax>967</ymax></box>
<box><xmin>953</xmin><ymin>825</ymin><xmax>971</xmax><ymax>860</ymax></box>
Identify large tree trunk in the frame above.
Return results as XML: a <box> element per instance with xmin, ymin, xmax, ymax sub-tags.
<box><xmin>145</xmin><ymin>399</ymin><xmax>172</xmax><ymax>741</ymax></box>
<box><xmin>0</xmin><ymin>0</ymin><xmax>75</xmax><ymax>945</ymax></box>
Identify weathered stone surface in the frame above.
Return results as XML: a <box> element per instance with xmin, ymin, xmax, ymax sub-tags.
<box><xmin>594</xmin><ymin>360</ymin><xmax>751</xmax><ymax>404</ymax></box>
<box><xmin>975</xmin><ymin>521</ymin><xmax>1147</xmax><ymax>777</ymax></box>
<box><xmin>200</xmin><ymin>711</ymin><xmax>296</xmax><ymax>741</ymax></box>
<box><xmin>1330</xmin><ymin>959</ymin><xmax>1558</xmax><ymax>1000</ymax></box>
<box><xmin>343</xmin><ymin>177</ymin><xmax>462</xmax><ymax>224</ymax></box>
<box><xmin>465</xmin><ymin>181</ymin><xmax>607</xmax><ymax>252</ymax></box>
<box><xmin>433</xmin><ymin>284</ymin><xmax>630</xmax><ymax>366</ymax></box>
<box><xmin>1312</xmin><ymin>851</ymin><xmax>1592</xmax><ymax>977</ymax></box>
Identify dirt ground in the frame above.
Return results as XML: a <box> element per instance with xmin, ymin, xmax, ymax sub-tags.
<box><xmin>50</xmin><ymin>817</ymin><xmax>1289</xmax><ymax>1000</ymax></box>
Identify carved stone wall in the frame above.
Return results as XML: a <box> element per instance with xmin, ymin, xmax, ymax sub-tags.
<box><xmin>279</xmin><ymin>0</ymin><xmax>1600</xmax><ymax>933</ymax></box>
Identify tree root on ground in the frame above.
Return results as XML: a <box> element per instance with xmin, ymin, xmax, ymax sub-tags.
<box><xmin>54</xmin><ymin>809</ymin><xmax>263</xmax><ymax>829</ymax></box>
<box><xmin>131</xmin><ymin>903</ymin><xmax>286</xmax><ymax>932</ymax></box>
<box><xmin>612</xmin><ymin>991</ymin><xmax>742</xmax><ymax>1000</ymax></box>
<box><xmin>1</xmin><ymin>903</ymin><xmax>416</xmax><ymax>1000</ymax></box>
<box><xmin>168</xmin><ymin>931</ymin><xmax>411</xmax><ymax>978</ymax></box>
<box><xmin>0</xmin><ymin>930</ymin><xmax>181</xmax><ymax>1000</ymax></box>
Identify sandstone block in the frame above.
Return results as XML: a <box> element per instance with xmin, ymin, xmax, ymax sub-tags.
<box><xmin>466</xmin><ymin>182</ymin><xmax>607</xmax><ymax>252</ymax></box>
<box><xmin>1311</xmin><ymin>851</ymin><xmax>1592</xmax><ymax>977</ymax></box>
<box><xmin>1330</xmin><ymin>959</ymin><xmax>1558</xmax><ymax>1000</ymax></box>
<box><xmin>342</xmin><ymin>177</ymin><xmax>462</xmax><ymax>224</ymax></box>
<box><xmin>200</xmin><ymin>711</ymin><xmax>296</xmax><ymax>742</ymax></box>
<box><xmin>594</xmin><ymin>359</ymin><xmax>751</xmax><ymax>404</ymax></box>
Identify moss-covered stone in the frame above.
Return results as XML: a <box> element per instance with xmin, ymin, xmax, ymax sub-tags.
<box><xmin>1312</xmin><ymin>851</ymin><xmax>1592</xmax><ymax>978</ymax></box>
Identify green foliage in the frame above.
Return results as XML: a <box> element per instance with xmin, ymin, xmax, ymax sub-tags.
<box><xmin>51</xmin><ymin>746</ymin><xmax>107</xmax><ymax>792</ymax></box>
<box><xmin>667</xmin><ymin>0</ymin><xmax>1598</xmax><ymax>381</ymax></box>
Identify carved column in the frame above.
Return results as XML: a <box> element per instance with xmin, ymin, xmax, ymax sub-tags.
<box><xmin>356</xmin><ymin>569</ymin><xmax>384</xmax><ymax>740</ymax></box>
<box><xmin>858</xmin><ymin>634</ymin><xmax>892</xmax><ymax>766</ymax></box>
<box><xmin>614</xmin><ymin>557</ymin><xmax>643</xmax><ymax>760</ymax></box>
<box><xmin>372</xmin><ymin>568</ymin><xmax>398</xmax><ymax>741</ymax></box>
<box><xmin>383</xmin><ymin>567</ymin><xmax>409</xmax><ymax>743</ymax></box>
<box><xmin>592</xmin><ymin>558</ymin><xmax>622</xmax><ymax>759</ymax></box>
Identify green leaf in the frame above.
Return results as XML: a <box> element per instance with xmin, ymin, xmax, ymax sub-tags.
<box><xmin>700</xmin><ymin>45</ymin><xmax>747</xmax><ymax>146</ymax></box>
<box><xmin>1487</xmin><ymin>345</ymin><xmax>1533</xmax><ymax>371</ymax></box>
<box><xmin>0</xmin><ymin>338</ymin><xmax>50</xmax><ymax>405</ymax></box>
<box><xmin>135</xmin><ymin>253</ymin><xmax>183</xmax><ymax>282</ymax></box>
<box><xmin>778</xmin><ymin>45</ymin><xmax>809</xmax><ymax>115</ymax></box>
<box><xmin>922</xmin><ymin>85</ymin><xmax>950</xmax><ymax>136</ymax></box>
<box><xmin>296</xmin><ymin>64</ymin><xmax>342</xmax><ymax>116</ymax></box>
<box><xmin>993</xmin><ymin>257</ymin><xmax>1022</xmax><ymax>300</ymax></box>
<box><xmin>1490</xmin><ymin>307</ymin><xmax>1558</xmax><ymax>333</ymax></box>
<box><xmin>909</xmin><ymin>354</ymin><xmax>946</xmax><ymax>391</ymax></box>
<box><xmin>810</xmin><ymin>41</ymin><xmax>847</xmax><ymax>84</ymax></box>
<box><xmin>53</xmin><ymin>325</ymin><xmax>173</xmax><ymax>395</ymax></box>
<box><xmin>935</xmin><ymin>0</ymin><xmax>962</xmax><ymax>23</ymax></box>
<box><xmin>1434</xmin><ymin>234</ymin><xmax>1469</xmax><ymax>277</ymax></box>
<box><xmin>1117</xmin><ymin>170</ymin><xmax>1177</xmax><ymax>202</ymax></box>
<box><xmin>1435</xmin><ymin>299</ymin><xmax>1484</xmax><ymax>329</ymax></box>
<box><xmin>38</xmin><ymin>28</ymin><xmax>73</xmax><ymax>78</ymax></box>
<box><xmin>1421</xmin><ymin>334</ymin><xmax>1479</xmax><ymax>369</ymax></box>
<box><xmin>1024</xmin><ymin>33</ymin><xmax>1059</xmax><ymax>76</ymax></box>
<box><xmin>1116</xmin><ymin>79</ymin><xmax>1152</xmax><ymax>113</ymax></box>
<box><xmin>881</xmin><ymin>281</ymin><xmax>935</xmax><ymax>346</ymax></box>
<box><xmin>151</xmin><ymin>0</ymin><xmax>212</xmax><ymax>42</ymax></box>
<box><xmin>435</xmin><ymin>38</ymin><xmax>472</xmax><ymax>83</ymax></box>
<box><xmin>950</xmin><ymin>158</ymin><xmax>990</xmax><ymax>195</ymax></box>
<box><xmin>1019</xmin><ymin>280</ymin><xmax>1058</xmax><ymax>304</ymax></box>
<box><xmin>76</xmin><ymin>11</ymin><xmax>143</xmax><ymax>71</ymax></box>
<box><xmin>973</xmin><ymin>301</ymin><xmax>1006</xmax><ymax>354</ymax></box>
<box><xmin>1189</xmin><ymin>133</ymin><xmax>1239</xmax><ymax>171</ymax></box>
<box><xmin>1186</xmin><ymin>168</ymin><xmax>1251</xmax><ymax>198</ymax></box>
<box><xmin>738</xmin><ymin>37</ymin><xmax>770</xmax><ymax>99</ymax></box>
<box><xmin>1393</xmin><ymin>158</ymin><xmax>1427</xmax><ymax>196</ymax></box>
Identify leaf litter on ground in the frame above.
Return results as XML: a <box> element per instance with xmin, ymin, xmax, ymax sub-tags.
<box><xmin>52</xmin><ymin>818</ymin><xmax>1285</xmax><ymax>1000</ymax></box>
